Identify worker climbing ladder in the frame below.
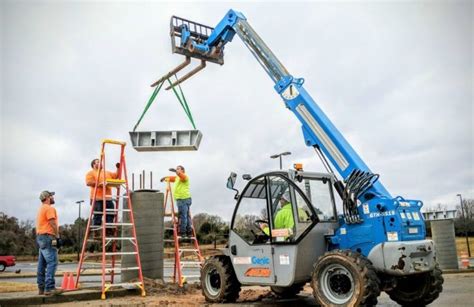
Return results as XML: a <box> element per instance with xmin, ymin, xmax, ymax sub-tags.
<box><xmin>75</xmin><ymin>139</ymin><xmax>146</xmax><ymax>299</ymax></box>
<box><xmin>163</xmin><ymin>179</ymin><xmax>203</xmax><ymax>287</ymax></box>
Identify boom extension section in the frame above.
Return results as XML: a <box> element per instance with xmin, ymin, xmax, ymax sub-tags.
<box><xmin>156</xmin><ymin>10</ymin><xmax>430</xmax><ymax>259</ymax></box>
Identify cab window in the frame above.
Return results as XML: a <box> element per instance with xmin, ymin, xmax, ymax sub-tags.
<box><xmin>296</xmin><ymin>177</ymin><xmax>336</xmax><ymax>222</ymax></box>
<box><xmin>232</xmin><ymin>176</ymin><xmax>269</xmax><ymax>245</ymax></box>
<box><xmin>268</xmin><ymin>176</ymin><xmax>315</xmax><ymax>242</ymax></box>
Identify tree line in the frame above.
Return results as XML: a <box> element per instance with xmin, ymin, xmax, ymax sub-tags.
<box><xmin>0</xmin><ymin>212</ymin><xmax>229</xmax><ymax>256</ymax></box>
<box><xmin>1</xmin><ymin>198</ymin><xmax>472</xmax><ymax>256</ymax></box>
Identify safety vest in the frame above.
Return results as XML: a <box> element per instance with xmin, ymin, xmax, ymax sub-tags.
<box><xmin>174</xmin><ymin>175</ymin><xmax>191</xmax><ymax>200</ymax></box>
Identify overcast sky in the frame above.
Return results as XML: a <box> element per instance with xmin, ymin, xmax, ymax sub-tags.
<box><xmin>1</xmin><ymin>0</ymin><xmax>472</xmax><ymax>225</ymax></box>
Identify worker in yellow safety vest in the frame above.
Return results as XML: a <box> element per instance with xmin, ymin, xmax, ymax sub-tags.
<box><xmin>262</xmin><ymin>192</ymin><xmax>308</xmax><ymax>239</ymax></box>
<box><xmin>161</xmin><ymin>165</ymin><xmax>193</xmax><ymax>238</ymax></box>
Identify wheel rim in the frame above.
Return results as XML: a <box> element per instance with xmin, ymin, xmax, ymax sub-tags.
<box><xmin>320</xmin><ymin>263</ymin><xmax>354</xmax><ymax>304</ymax></box>
<box><xmin>205</xmin><ymin>268</ymin><xmax>221</xmax><ymax>297</ymax></box>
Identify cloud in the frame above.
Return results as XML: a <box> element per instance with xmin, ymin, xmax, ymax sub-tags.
<box><xmin>1</xmin><ymin>1</ymin><xmax>472</xmax><ymax>224</ymax></box>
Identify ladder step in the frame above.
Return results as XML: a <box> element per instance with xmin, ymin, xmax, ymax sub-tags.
<box><xmin>104</xmin><ymin>282</ymin><xmax>143</xmax><ymax>288</ymax></box>
<box><xmin>164</xmin><ymin>239</ymin><xmax>176</xmax><ymax>242</ymax></box>
<box><xmin>181</xmin><ymin>261</ymin><xmax>202</xmax><ymax>265</ymax></box>
<box><xmin>106</xmin><ymin>267</ymin><xmax>140</xmax><ymax>272</ymax></box>
<box><xmin>104</xmin><ymin>223</ymin><xmax>133</xmax><ymax>226</ymax></box>
<box><xmin>90</xmin><ymin>226</ymin><xmax>122</xmax><ymax>230</ymax></box>
<box><xmin>164</xmin><ymin>227</ymin><xmax>175</xmax><ymax>230</ymax></box>
<box><xmin>105</xmin><ymin>237</ymin><xmax>136</xmax><ymax>241</ymax></box>
<box><xmin>105</xmin><ymin>252</ymin><xmax>138</xmax><ymax>256</ymax></box>
<box><xmin>104</xmin><ymin>195</ymin><xmax>129</xmax><ymax>199</ymax></box>
<box><xmin>105</xmin><ymin>179</ymin><xmax>127</xmax><ymax>186</ymax></box>
<box><xmin>179</xmin><ymin>248</ymin><xmax>200</xmax><ymax>252</ymax></box>
<box><xmin>164</xmin><ymin>212</ymin><xmax>179</xmax><ymax>217</ymax></box>
<box><xmin>92</xmin><ymin>209</ymin><xmax>130</xmax><ymax>214</ymax></box>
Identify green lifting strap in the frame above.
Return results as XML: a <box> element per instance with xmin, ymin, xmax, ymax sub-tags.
<box><xmin>167</xmin><ymin>75</ymin><xmax>196</xmax><ymax>129</ymax></box>
<box><xmin>132</xmin><ymin>77</ymin><xmax>197</xmax><ymax>131</ymax></box>
<box><xmin>133</xmin><ymin>81</ymin><xmax>164</xmax><ymax>132</ymax></box>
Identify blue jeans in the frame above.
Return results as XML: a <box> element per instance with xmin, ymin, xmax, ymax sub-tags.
<box><xmin>36</xmin><ymin>235</ymin><xmax>58</xmax><ymax>291</ymax></box>
<box><xmin>177</xmin><ymin>198</ymin><xmax>192</xmax><ymax>234</ymax></box>
<box><xmin>93</xmin><ymin>200</ymin><xmax>115</xmax><ymax>226</ymax></box>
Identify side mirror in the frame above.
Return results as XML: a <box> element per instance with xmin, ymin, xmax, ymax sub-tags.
<box><xmin>226</xmin><ymin>172</ymin><xmax>239</xmax><ymax>199</ymax></box>
<box><xmin>242</xmin><ymin>174</ymin><xmax>252</xmax><ymax>180</ymax></box>
<box><xmin>227</xmin><ymin>172</ymin><xmax>237</xmax><ymax>189</ymax></box>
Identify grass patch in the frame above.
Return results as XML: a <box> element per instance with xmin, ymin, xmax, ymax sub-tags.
<box><xmin>0</xmin><ymin>281</ymin><xmax>36</xmax><ymax>293</ymax></box>
<box><xmin>456</xmin><ymin>236</ymin><xmax>474</xmax><ymax>256</ymax></box>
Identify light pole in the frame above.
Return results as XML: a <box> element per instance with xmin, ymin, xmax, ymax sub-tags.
<box><xmin>270</xmin><ymin>151</ymin><xmax>292</xmax><ymax>170</ymax></box>
<box><xmin>76</xmin><ymin>200</ymin><xmax>84</xmax><ymax>261</ymax></box>
<box><xmin>457</xmin><ymin>194</ymin><xmax>471</xmax><ymax>257</ymax></box>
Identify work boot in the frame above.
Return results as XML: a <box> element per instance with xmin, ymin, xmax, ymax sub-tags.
<box><xmin>44</xmin><ymin>288</ymin><xmax>63</xmax><ymax>296</ymax></box>
<box><xmin>38</xmin><ymin>288</ymin><xmax>44</xmax><ymax>295</ymax></box>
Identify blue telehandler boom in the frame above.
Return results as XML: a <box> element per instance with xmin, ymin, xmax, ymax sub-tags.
<box><xmin>154</xmin><ymin>9</ymin><xmax>443</xmax><ymax>306</ymax></box>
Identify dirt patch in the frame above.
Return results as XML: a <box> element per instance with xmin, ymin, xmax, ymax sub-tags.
<box><xmin>0</xmin><ymin>281</ymin><xmax>37</xmax><ymax>293</ymax></box>
<box><xmin>237</xmin><ymin>288</ymin><xmax>274</xmax><ymax>302</ymax></box>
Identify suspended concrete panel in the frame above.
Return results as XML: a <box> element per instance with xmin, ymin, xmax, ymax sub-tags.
<box><xmin>130</xmin><ymin>130</ymin><xmax>202</xmax><ymax>151</ymax></box>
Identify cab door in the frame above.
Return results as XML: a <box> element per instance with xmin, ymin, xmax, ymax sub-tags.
<box><xmin>229</xmin><ymin>175</ymin><xmax>276</xmax><ymax>285</ymax></box>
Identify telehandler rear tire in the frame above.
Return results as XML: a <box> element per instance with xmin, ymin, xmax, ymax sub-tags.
<box><xmin>311</xmin><ymin>250</ymin><xmax>380</xmax><ymax>306</ymax></box>
<box><xmin>200</xmin><ymin>255</ymin><xmax>241</xmax><ymax>303</ymax></box>
<box><xmin>270</xmin><ymin>282</ymin><xmax>305</xmax><ymax>298</ymax></box>
<box><xmin>386</xmin><ymin>264</ymin><xmax>443</xmax><ymax>306</ymax></box>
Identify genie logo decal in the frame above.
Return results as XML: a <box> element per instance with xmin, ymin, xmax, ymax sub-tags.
<box><xmin>251</xmin><ymin>256</ymin><xmax>270</xmax><ymax>265</ymax></box>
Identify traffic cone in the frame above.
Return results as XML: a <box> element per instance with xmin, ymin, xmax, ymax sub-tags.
<box><xmin>60</xmin><ymin>272</ymin><xmax>68</xmax><ymax>289</ymax></box>
<box><xmin>460</xmin><ymin>252</ymin><xmax>469</xmax><ymax>269</ymax></box>
<box><xmin>66</xmin><ymin>272</ymin><xmax>76</xmax><ymax>290</ymax></box>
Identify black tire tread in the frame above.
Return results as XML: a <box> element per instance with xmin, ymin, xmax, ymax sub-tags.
<box><xmin>386</xmin><ymin>263</ymin><xmax>443</xmax><ymax>306</ymax></box>
<box><xmin>200</xmin><ymin>255</ymin><xmax>241</xmax><ymax>303</ymax></box>
<box><xmin>311</xmin><ymin>249</ymin><xmax>381</xmax><ymax>306</ymax></box>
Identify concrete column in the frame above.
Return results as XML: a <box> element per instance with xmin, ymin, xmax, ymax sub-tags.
<box><xmin>431</xmin><ymin>219</ymin><xmax>459</xmax><ymax>270</ymax></box>
<box><xmin>121</xmin><ymin>190</ymin><xmax>164</xmax><ymax>281</ymax></box>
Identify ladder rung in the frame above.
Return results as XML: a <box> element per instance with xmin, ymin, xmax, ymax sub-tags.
<box><xmin>105</xmin><ymin>237</ymin><xmax>136</xmax><ymax>241</ymax></box>
<box><xmin>105</xmin><ymin>252</ymin><xmax>137</xmax><ymax>256</ymax></box>
<box><xmin>90</xmin><ymin>226</ymin><xmax>121</xmax><ymax>230</ymax></box>
<box><xmin>164</xmin><ymin>213</ymin><xmax>178</xmax><ymax>217</ymax></box>
<box><xmin>104</xmin><ymin>223</ymin><xmax>133</xmax><ymax>226</ymax></box>
<box><xmin>180</xmin><ymin>261</ymin><xmax>202</xmax><ymax>265</ymax></box>
<box><xmin>179</xmin><ymin>248</ymin><xmax>200</xmax><ymax>252</ymax></box>
<box><xmin>104</xmin><ymin>195</ymin><xmax>129</xmax><ymax>199</ymax></box>
<box><xmin>164</xmin><ymin>227</ymin><xmax>175</xmax><ymax>230</ymax></box>
<box><xmin>164</xmin><ymin>239</ymin><xmax>176</xmax><ymax>242</ymax></box>
<box><xmin>105</xmin><ymin>179</ymin><xmax>127</xmax><ymax>186</ymax></box>
<box><xmin>104</xmin><ymin>282</ymin><xmax>143</xmax><ymax>288</ymax></box>
<box><xmin>106</xmin><ymin>267</ymin><xmax>140</xmax><ymax>272</ymax></box>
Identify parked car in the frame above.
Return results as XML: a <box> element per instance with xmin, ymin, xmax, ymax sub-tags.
<box><xmin>0</xmin><ymin>255</ymin><xmax>16</xmax><ymax>272</ymax></box>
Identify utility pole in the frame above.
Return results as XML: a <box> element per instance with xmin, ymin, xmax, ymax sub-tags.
<box><xmin>270</xmin><ymin>151</ymin><xmax>291</xmax><ymax>170</ymax></box>
<box><xmin>76</xmin><ymin>200</ymin><xmax>84</xmax><ymax>261</ymax></box>
<box><xmin>457</xmin><ymin>194</ymin><xmax>471</xmax><ymax>257</ymax></box>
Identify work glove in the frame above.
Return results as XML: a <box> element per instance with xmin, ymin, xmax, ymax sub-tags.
<box><xmin>160</xmin><ymin>177</ymin><xmax>167</xmax><ymax>182</ymax></box>
<box><xmin>116</xmin><ymin>162</ymin><xmax>120</xmax><ymax>169</ymax></box>
<box><xmin>52</xmin><ymin>238</ymin><xmax>58</xmax><ymax>247</ymax></box>
<box><xmin>169</xmin><ymin>168</ymin><xmax>176</xmax><ymax>173</ymax></box>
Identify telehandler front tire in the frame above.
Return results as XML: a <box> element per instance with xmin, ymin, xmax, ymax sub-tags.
<box><xmin>311</xmin><ymin>250</ymin><xmax>380</xmax><ymax>306</ymax></box>
<box><xmin>200</xmin><ymin>255</ymin><xmax>241</xmax><ymax>303</ymax></box>
<box><xmin>386</xmin><ymin>263</ymin><xmax>443</xmax><ymax>306</ymax></box>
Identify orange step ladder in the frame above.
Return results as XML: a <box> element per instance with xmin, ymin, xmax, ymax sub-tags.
<box><xmin>75</xmin><ymin>139</ymin><xmax>146</xmax><ymax>299</ymax></box>
<box><xmin>163</xmin><ymin>179</ymin><xmax>203</xmax><ymax>286</ymax></box>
